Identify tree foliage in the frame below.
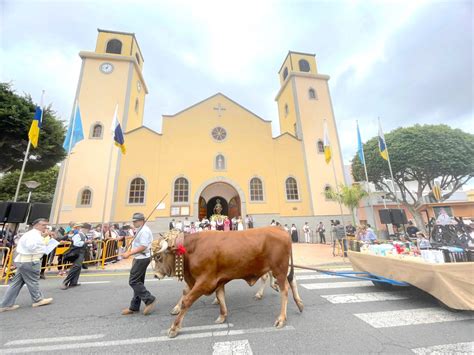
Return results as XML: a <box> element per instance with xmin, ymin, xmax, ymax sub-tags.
<box><xmin>0</xmin><ymin>82</ymin><xmax>66</xmax><ymax>173</ymax></box>
<box><xmin>351</xmin><ymin>124</ymin><xmax>474</xmax><ymax>227</ymax></box>
<box><xmin>0</xmin><ymin>166</ymin><xmax>59</xmax><ymax>203</ymax></box>
<box><xmin>325</xmin><ymin>184</ymin><xmax>368</xmax><ymax>225</ymax></box>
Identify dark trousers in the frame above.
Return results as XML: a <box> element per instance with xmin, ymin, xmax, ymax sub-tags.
<box><xmin>129</xmin><ymin>257</ymin><xmax>155</xmax><ymax>311</ymax></box>
<box><xmin>319</xmin><ymin>232</ymin><xmax>326</xmax><ymax>244</ymax></box>
<box><xmin>63</xmin><ymin>254</ymin><xmax>84</xmax><ymax>286</ymax></box>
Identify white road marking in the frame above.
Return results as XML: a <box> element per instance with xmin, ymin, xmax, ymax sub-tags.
<box><xmin>301</xmin><ymin>281</ymin><xmax>373</xmax><ymax>290</ymax></box>
<box><xmin>146</xmin><ymin>278</ymin><xmax>174</xmax><ymax>282</ymax></box>
<box><xmin>79</xmin><ymin>281</ymin><xmax>110</xmax><ymax>285</ymax></box>
<box><xmin>296</xmin><ymin>274</ymin><xmax>339</xmax><ymax>280</ymax></box>
<box><xmin>0</xmin><ymin>285</ymin><xmax>8</xmax><ymax>287</ymax></box>
<box><xmin>213</xmin><ymin>339</ymin><xmax>253</xmax><ymax>355</ymax></box>
<box><xmin>0</xmin><ymin>326</ymin><xmax>295</xmax><ymax>354</ymax></box>
<box><xmin>355</xmin><ymin>308</ymin><xmax>474</xmax><ymax>328</ymax></box>
<box><xmin>411</xmin><ymin>342</ymin><xmax>474</xmax><ymax>354</ymax></box>
<box><xmin>160</xmin><ymin>323</ymin><xmax>234</xmax><ymax>334</ymax></box>
<box><xmin>5</xmin><ymin>334</ymin><xmax>105</xmax><ymax>346</ymax></box>
<box><xmin>321</xmin><ymin>291</ymin><xmax>411</xmax><ymax>304</ymax></box>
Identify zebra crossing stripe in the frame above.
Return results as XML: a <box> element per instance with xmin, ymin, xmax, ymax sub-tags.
<box><xmin>321</xmin><ymin>291</ymin><xmax>411</xmax><ymax>304</ymax></box>
<box><xmin>296</xmin><ymin>274</ymin><xmax>339</xmax><ymax>280</ymax></box>
<box><xmin>301</xmin><ymin>281</ymin><xmax>373</xmax><ymax>290</ymax></box>
<box><xmin>411</xmin><ymin>341</ymin><xmax>474</xmax><ymax>354</ymax></box>
<box><xmin>213</xmin><ymin>340</ymin><xmax>253</xmax><ymax>355</ymax></box>
<box><xmin>354</xmin><ymin>307</ymin><xmax>474</xmax><ymax>328</ymax></box>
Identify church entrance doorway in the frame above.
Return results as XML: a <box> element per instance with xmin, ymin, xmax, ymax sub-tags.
<box><xmin>198</xmin><ymin>182</ymin><xmax>241</xmax><ymax>220</ymax></box>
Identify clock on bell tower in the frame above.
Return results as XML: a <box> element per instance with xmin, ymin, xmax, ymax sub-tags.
<box><xmin>51</xmin><ymin>29</ymin><xmax>149</xmax><ymax>224</ymax></box>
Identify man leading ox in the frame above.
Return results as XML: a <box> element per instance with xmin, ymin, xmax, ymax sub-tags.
<box><xmin>152</xmin><ymin>226</ymin><xmax>304</xmax><ymax>338</ymax></box>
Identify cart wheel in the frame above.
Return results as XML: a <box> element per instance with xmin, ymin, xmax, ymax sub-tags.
<box><xmin>371</xmin><ymin>280</ymin><xmax>394</xmax><ymax>290</ymax></box>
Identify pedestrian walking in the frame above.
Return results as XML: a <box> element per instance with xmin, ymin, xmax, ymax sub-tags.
<box><xmin>332</xmin><ymin>220</ymin><xmax>347</xmax><ymax>257</ymax></box>
<box><xmin>121</xmin><ymin>212</ymin><xmax>157</xmax><ymax>316</ymax></box>
<box><xmin>60</xmin><ymin>223</ymin><xmax>91</xmax><ymax>290</ymax></box>
<box><xmin>0</xmin><ymin>218</ymin><xmax>53</xmax><ymax>312</ymax></box>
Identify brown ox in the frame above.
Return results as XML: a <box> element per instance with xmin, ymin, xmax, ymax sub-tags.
<box><xmin>152</xmin><ymin>226</ymin><xmax>304</xmax><ymax>338</ymax></box>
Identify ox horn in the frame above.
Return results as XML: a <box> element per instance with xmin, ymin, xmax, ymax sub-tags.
<box><xmin>157</xmin><ymin>240</ymin><xmax>168</xmax><ymax>254</ymax></box>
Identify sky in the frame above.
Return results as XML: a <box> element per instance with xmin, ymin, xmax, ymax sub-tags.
<box><xmin>1</xmin><ymin>0</ymin><xmax>472</xmax><ymax>167</ymax></box>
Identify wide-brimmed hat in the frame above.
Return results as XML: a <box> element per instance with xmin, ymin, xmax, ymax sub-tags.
<box><xmin>132</xmin><ymin>212</ymin><xmax>145</xmax><ymax>221</ymax></box>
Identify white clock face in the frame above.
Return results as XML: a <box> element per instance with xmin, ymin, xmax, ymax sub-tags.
<box><xmin>137</xmin><ymin>81</ymin><xmax>141</xmax><ymax>92</ymax></box>
<box><xmin>100</xmin><ymin>63</ymin><xmax>114</xmax><ymax>74</ymax></box>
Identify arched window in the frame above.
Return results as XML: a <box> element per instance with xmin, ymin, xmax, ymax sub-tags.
<box><xmin>134</xmin><ymin>98</ymin><xmax>139</xmax><ymax>113</ymax></box>
<box><xmin>129</xmin><ymin>178</ymin><xmax>145</xmax><ymax>204</ymax></box>
<box><xmin>317</xmin><ymin>139</ymin><xmax>324</xmax><ymax>153</ymax></box>
<box><xmin>174</xmin><ymin>177</ymin><xmax>189</xmax><ymax>203</ymax></box>
<box><xmin>215</xmin><ymin>154</ymin><xmax>226</xmax><ymax>170</ymax></box>
<box><xmin>324</xmin><ymin>185</ymin><xmax>333</xmax><ymax>200</ymax></box>
<box><xmin>106</xmin><ymin>39</ymin><xmax>122</xmax><ymax>54</ymax></box>
<box><xmin>285</xmin><ymin>177</ymin><xmax>299</xmax><ymax>201</ymax></box>
<box><xmin>283</xmin><ymin>67</ymin><xmax>288</xmax><ymax>80</ymax></box>
<box><xmin>309</xmin><ymin>88</ymin><xmax>317</xmax><ymax>100</ymax></box>
<box><xmin>79</xmin><ymin>189</ymin><xmax>92</xmax><ymax>206</ymax></box>
<box><xmin>299</xmin><ymin>59</ymin><xmax>310</xmax><ymax>72</ymax></box>
<box><xmin>91</xmin><ymin>123</ymin><xmax>103</xmax><ymax>138</ymax></box>
<box><xmin>250</xmin><ymin>177</ymin><xmax>264</xmax><ymax>201</ymax></box>
<box><xmin>284</xmin><ymin>103</ymin><xmax>289</xmax><ymax>116</ymax></box>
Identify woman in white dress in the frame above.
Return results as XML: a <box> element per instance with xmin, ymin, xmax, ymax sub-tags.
<box><xmin>237</xmin><ymin>216</ymin><xmax>244</xmax><ymax>231</ymax></box>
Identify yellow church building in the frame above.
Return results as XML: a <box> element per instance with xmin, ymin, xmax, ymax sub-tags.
<box><xmin>51</xmin><ymin>29</ymin><xmax>348</xmax><ymax>231</ymax></box>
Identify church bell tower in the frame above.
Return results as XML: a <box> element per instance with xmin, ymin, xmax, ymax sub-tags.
<box><xmin>275</xmin><ymin>51</ymin><xmax>347</xmax><ymax>216</ymax></box>
<box><xmin>51</xmin><ymin>29</ymin><xmax>148</xmax><ymax>224</ymax></box>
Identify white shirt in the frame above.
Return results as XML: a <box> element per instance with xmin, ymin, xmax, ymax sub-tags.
<box><xmin>15</xmin><ymin>228</ymin><xmax>46</xmax><ymax>262</ymax></box>
<box><xmin>132</xmin><ymin>224</ymin><xmax>153</xmax><ymax>259</ymax></box>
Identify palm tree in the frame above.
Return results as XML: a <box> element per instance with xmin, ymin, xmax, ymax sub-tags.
<box><xmin>325</xmin><ymin>183</ymin><xmax>368</xmax><ymax>225</ymax></box>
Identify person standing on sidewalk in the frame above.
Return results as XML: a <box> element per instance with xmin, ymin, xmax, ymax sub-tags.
<box><xmin>0</xmin><ymin>218</ymin><xmax>53</xmax><ymax>312</ymax></box>
<box><xmin>121</xmin><ymin>212</ymin><xmax>156</xmax><ymax>316</ymax></box>
<box><xmin>317</xmin><ymin>222</ymin><xmax>326</xmax><ymax>244</ymax></box>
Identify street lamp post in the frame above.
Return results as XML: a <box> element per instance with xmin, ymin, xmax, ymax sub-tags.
<box><xmin>24</xmin><ymin>180</ymin><xmax>41</xmax><ymax>203</ymax></box>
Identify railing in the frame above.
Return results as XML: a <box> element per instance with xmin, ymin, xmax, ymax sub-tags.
<box><xmin>1</xmin><ymin>236</ymin><xmax>134</xmax><ymax>284</ymax></box>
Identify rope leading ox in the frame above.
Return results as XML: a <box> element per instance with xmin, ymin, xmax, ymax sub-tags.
<box><xmin>151</xmin><ymin>227</ymin><xmax>304</xmax><ymax>338</ymax></box>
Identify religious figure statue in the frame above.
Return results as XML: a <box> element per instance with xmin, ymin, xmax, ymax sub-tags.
<box><xmin>213</xmin><ymin>199</ymin><xmax>223</xmax><ymax>215</ymax></box>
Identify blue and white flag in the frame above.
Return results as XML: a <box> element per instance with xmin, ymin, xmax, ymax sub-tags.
<box><xmin>356</xmin><ymin>121</ymin><xmax>365</xmax><ymax>165</ymax></box>
<box><xmin>62</xmin><ymin>102</ymin><xmax>84</xmax><ymax>152</ymax></box>
<box><xmin>111</xmin><ymin>105</ymin><xmax>126</xmax><ymax>154</ymax></box>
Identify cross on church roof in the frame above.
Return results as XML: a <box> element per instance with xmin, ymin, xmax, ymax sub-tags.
<box><xmin>213</xmin><ymin>103</ymin><xmax>226</xmax><ymax>117</ymax></box>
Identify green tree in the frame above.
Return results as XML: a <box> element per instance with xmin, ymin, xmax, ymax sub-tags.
<box><xmin>352</xmin><ymin>124</ymin><xmax>474</xmax><ymax>230</ymax></box>
<box><xmin>0</xmin><ymin>82</ymin><xmax>66</xmax><ymax>173</ymax></box>
<box><xmin>325</xmin><ymin>184</ymin><xmax>368</xmax><ymax>225</ymax></box>
<box><xmin>0</xmin><ymin>166</ymin><xmax>59</xmax><ymax>203</ymax></box>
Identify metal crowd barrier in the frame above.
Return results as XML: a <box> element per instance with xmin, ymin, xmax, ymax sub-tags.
<box><xmin>1</xmin><ymin>237</ymin><xmax>134</xmax><ymax>284</ymax></box>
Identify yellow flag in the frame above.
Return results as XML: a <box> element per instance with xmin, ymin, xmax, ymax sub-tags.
<box><xmin>28</xmin><ymin>106</ymin><xmax>43</xmax><ymax>148</ymax></box>
<box><xmin>323</xmin><ymin>121</ymin><xmax>331</xmax><ymax>164</ymax></box>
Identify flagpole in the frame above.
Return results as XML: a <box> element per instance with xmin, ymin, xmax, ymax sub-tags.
<box><xmin>55</xmin><ymin>100</ymin><xmax>78</xmax><ymax>226</ymax></box>
<box><xmin>14</xmin><ymin>90</ymin><xmax>45</xmax><ymax>202</ymax></box>
<box><xmin>100</xmin><ymin>143</ymin><xmax>114</xmax><ymax>227</ymax></box>
<box><xmin>100</xmin><ymin>104</ymin><xmax>119</xmax><ymax>228</ymax></box>
<box><xmin>378</xmin><ymin>117</ymin><xmax>401</xmax><ymax>209</ymax></box>
<box><xmin>357</xmin><ymin>120</ymin><xmax>376</xmax><ymax>227</ymax></box>
<box><xmin>324</xmin><ymin>119</ymin><xmax>347</xmax><ymax>232</ymax></box>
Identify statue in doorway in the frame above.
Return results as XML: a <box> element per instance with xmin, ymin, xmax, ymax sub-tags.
<box><xmin>213</xmin><ymin>199</ymin><xmax>223</xmax><ymax>215</ymax></box>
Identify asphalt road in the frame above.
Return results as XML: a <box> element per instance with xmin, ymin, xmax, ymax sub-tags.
<box><xmin>0</xmin><ymin>268</ymin><xmax>473</xmax><ymax>354</ymax></box>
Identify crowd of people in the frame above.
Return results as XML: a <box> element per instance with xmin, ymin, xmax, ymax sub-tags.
<box><xmin>169</xmin><ymin>215</ymin><xmax>254</xmax><ymax>233</ymax></box>
<box><xmin>0</xmin><ymin>212</ymin><xmax>157</xmax><ymax>316</ymax></box>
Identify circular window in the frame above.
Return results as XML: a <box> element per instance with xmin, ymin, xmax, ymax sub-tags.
<box><xmin>212</xmin><ymin>127</ymin><xmax>227</xmax><ymax>141</ymax></box>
